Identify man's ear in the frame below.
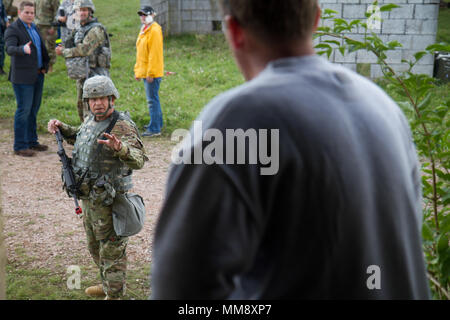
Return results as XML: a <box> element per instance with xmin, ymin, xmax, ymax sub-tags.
<box><xmin>224</xmin><ymin>15</ymin><xmax>245</xmax><ymax>50</ymax></box>
<box><xmin>312</xmin><ymin>5</ymin><xmax>321</xmax><ymax>32</ymax></box>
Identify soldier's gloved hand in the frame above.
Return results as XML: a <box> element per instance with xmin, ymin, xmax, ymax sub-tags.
<box><xmin>48</xmin><ymin>119</ymin><xmax>63</xmax><ymax>134</ymax></box>
<box><xmin>98</xmin><ymin>132</ymin><xmax>122</xmax><ymax>152</ymax></box>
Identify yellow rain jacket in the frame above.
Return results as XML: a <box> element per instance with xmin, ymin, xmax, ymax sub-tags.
<box><xmin>134</xmin><ymin>22</ymin><xmax>164</xmax><ymax>79</ymax></box>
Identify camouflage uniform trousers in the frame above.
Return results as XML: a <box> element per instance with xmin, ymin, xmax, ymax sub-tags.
<box><xmin>81</xmin><ymin>199</ymin><xmax>128</xmax><ymax>299</ymax></box>
<box><xmin>76</xmin><ymin>78</ymin><xmax>89</xmax><ymax>122</ymax></box>
<box><xmin>37</xmin><ymin>25</ymin><xmax>58</xmax><ymax>67</ymax></box>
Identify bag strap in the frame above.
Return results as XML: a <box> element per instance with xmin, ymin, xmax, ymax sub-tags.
<box><xmin>87</xmin><ymin>110</ymin><xmax>120</xmax><ymax>169</ymax></box>
<box><xmin>95</xmin><ymin>109</ymin><xmax>120</xmax><ymax>157</ymax></box>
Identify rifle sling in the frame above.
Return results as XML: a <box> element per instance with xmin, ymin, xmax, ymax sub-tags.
<box><xmin>76</xmin><ymin>110</ymin><xmax>120</xmax><ymax>188</ymax></box>
<box><xmin>94</xmin><ymin>109</ymin><xmax>120</xmax><ymax>158</ymax></box>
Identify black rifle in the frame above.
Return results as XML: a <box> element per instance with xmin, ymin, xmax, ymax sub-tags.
<box><xmin>52</xmin><ymin>8</ymin><xmax>67</xmax><ymax>27</ymax></box>
<box><xmin>55</xmin><ymin>130</ymin><xmax>84</xmax><ymax>217</ymax></box>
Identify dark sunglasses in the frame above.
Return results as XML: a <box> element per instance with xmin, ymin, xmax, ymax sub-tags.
<box><xmin>138</xmin><ymin>13</ymin><xmax>148</xmax><ymax>16</ymax></box>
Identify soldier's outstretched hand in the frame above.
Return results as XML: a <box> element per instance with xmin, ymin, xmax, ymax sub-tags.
<box><xmin>48</xmin><ymin>119</ymin><xmax>62</xmax><ymax>134</ymax></box>
<box><xmin>98</xmin><ymin>132</ymin><xmax>122</xmax><ymax>152</ymax></box>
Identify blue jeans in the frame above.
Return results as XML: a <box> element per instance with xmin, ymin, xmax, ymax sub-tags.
<box><xmin>12</xmin><ymin>74</ymin><xmax>45</xmax><ymax>151</ymax></box>
<box><xmin>143</xmin><ymin>77</ymin><xmax>163</xmax><ymax>134</ymax></box>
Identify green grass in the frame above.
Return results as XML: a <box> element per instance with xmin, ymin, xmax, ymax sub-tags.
<box><xmin>0</xmin><ymin>0</ymin><xmax>243</xmax><ymax>135</ymax></box>
<box><xmin>6</xmin><ymin>264</ymin><xmax>150</xmax><ymax>300</ymax></box>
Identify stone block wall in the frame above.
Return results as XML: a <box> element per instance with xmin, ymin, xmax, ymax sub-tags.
<box><xmin>142</xmin><ymin>0</ymin><xmax>222</xmax><ymax>35</ymax></box>
<box><xmin>173</xmin><ymin>0</ymin><xmax>222</xmax><ymax>34</ymax></box>
<box><xmin>318</xmin><ymin>0</ymin><xmax>440</xmax><ymax>77</ymax></box>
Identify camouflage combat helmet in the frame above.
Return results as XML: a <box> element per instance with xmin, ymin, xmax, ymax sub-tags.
<box><xmin>83</xmin><ymin>76</ymin><xmax>120</xmax><ymax>99</ymax></box>
<box><xmin>73</xmin><ymin>0</ymin><xmax>96</xmax><ymax>13</ymax></box>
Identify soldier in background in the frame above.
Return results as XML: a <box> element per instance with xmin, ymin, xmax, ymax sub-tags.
<box><xmin>55</xmin><ymin>0</ymin><xmax>111</xmax><ymax>122</ymax></box>
<box><xmin>35</xmin><ymin>0</ymin><xmax>59</xmax><ymax>72</ymax></box>
<box><xmin>47</xmin><ymin>76</ymin><xmax>148</xmax><ymax>300</ymax></box>
<box><xmin>3</xmin><ymin>0</ymin><xmax>17</xmax><ymax>21</ymax></box>
<box><xmin>55</xmin><ymin>0</ymin><xmax>77</xmax><ymax>44</ymax></box>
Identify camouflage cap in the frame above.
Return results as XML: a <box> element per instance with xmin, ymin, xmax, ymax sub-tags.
<box><xmin>73</xmin><ymin>0</ymin><xmax>96</xmax><ymax>13</ymax></box>
<box><xmin>83</xmin><ymin>76</ymin><xmax>120</xmax><ymax>99</ymax></box>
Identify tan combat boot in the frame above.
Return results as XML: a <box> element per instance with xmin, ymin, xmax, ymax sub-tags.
<box><xmin>85</xmin><ymin>284</ymin><xmax>106</xmax><ymax>297</ymax></box>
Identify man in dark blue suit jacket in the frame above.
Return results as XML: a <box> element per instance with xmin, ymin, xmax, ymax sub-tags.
<box><xmin>5</xmin><ymin>1</ymin><xmax>50</xmax><ymax>157</ymax></box>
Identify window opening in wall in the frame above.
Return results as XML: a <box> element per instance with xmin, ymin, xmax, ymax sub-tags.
<box><xmin>212</xmin><ymin>20</ymin><xmax>222</xmax><ymax>31</ymax></box>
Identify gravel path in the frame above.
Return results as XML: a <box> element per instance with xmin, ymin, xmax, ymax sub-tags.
<box><xmin>0</xmin><ymin>119</ymin><xmax>174</xmax><ymax>274</ymax></box>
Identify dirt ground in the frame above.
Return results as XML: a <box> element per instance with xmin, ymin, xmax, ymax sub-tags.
<box><xmin>0</xmin><ymin>119</ymin><xmax>174</xmax><ymax>275</ymax></box>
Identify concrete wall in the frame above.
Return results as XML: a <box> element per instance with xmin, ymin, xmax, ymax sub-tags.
<box><xmin>318</xmin><ymin>0</ymin><xmax>440</xmax><ymax>77</ymax></box>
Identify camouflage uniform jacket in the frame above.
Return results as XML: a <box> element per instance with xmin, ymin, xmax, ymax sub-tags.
<box><xmin>35</xmin><ymin>0</ymin><xmax>59</xmax><ymax>26</ymax></box>
<box><xmin>59</xmin><ymin>110</ymin><xmax>148</xmax><ymax>199</ymax></box>
<box><xmin>63</xmin><ymin>18</ymin><xmax>110</xmax><ymax>73</ymax></box>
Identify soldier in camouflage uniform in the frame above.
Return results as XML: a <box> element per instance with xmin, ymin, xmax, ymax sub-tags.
<box><xmin>48</xmin><ymin>76</ymin><xmax>148</xmax><ymax>300</ymax></box>
<box><xmin>35</xmin><ymin>0</ymin><xmax>59</xmax><ymax>72</ymax></box>
<box><xmin>55</xmin><ymin>0</ymin><xmax>77</xmax><ymax>44</ymax></box>
<box><xmin>3</xmin><ymin>0</ymin><xmax>17</xmax><ymax>20</ymax></box>
<box><xmin>55</xmin><ymin>0</ymin><xmax>111</xmax><ymax>123</ymax></box>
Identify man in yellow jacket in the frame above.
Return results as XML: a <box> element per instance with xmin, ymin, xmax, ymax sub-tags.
<box><xmin>134</xmin><ymin>6</ymin><xmax>164</xmax><ymax>137</ymax></box>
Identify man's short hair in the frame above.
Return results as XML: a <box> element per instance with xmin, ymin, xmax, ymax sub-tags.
<box><xmin>220</xmin><ymin>0</ymin><xmax>318</xmax><ymax>43</ymax></box>
<box><xmin>19</xmin><ymin>1</ymin><xmax>35</xmax><ymax>11</ymax></box>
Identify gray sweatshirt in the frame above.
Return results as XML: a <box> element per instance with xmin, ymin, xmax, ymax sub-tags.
<box><xmin>151</xmin><ymin>55</ymin><xmax>430</xmax><ymax>299</ymax></box>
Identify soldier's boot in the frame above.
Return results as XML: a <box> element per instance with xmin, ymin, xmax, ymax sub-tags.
<box><xmin>85</xmin><ymin>284</ymin><xmax>106</xmax><ymax>297</ymax></box>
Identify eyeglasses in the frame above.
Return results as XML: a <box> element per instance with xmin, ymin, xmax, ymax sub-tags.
<box><xmin>138</xmin><ymin>13</ymin><xmax>148</xmax><ymax>16</ymax></box>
